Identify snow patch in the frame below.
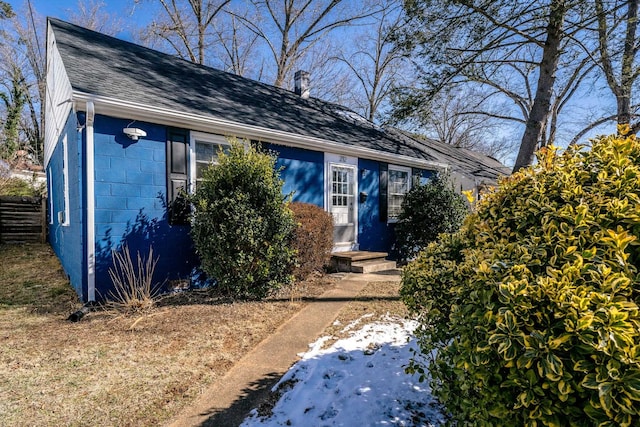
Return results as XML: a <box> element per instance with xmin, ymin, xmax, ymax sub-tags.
<box><xmin>241</xmin><ymin>317</ymin><xmax>445</xmax><ymax>426</ymax></box>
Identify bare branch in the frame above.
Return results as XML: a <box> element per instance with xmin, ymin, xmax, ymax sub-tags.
<box><xmin>569</xmin><ymin>114</ymin><xmax>617</xmax><ymax>145</ymax></box>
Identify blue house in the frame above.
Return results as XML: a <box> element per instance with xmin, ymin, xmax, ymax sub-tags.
<box><xmin>44</xmin><ymin>19</ymin><xmax>507</xmax><ymax>302</ymax></box>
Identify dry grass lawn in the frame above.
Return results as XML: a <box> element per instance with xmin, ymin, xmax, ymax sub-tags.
<box><xmin>0</xmin><ymin>244</ymin><xmax>342</xmax><ymax>427</ymax></box>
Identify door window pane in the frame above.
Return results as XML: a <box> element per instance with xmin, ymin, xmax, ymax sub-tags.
<box><xmin>388</xmin><ymin>167</ymin><xmax>410</xmax><ymax>220</ymax></box>
<box><xmin>330</xmin><ymin>165</ymin><xmax>354</xmax><ymax>224</ymax></box>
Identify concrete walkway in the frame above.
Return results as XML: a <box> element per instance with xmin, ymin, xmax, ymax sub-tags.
<box><xmin>165</xmin><ymin>270</ymin><xmax>402</xmax><ymax>427</ymax></box>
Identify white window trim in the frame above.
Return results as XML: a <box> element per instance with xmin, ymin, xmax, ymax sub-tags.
<box><xmin>189</xmin><ymin>131</ymin><xmax>232</xmax><ymax>191</ymax></box>
<box><xmin>48</xmin><ymin>168</ymin><xmax>54</xmax><ymax>224</ymax></box>
<box><xmin>61</xmin><ymin>134</ymin><xmax>70</xmax><ymax>226</ymax></box>
<box><xmin>387</xmin><ymin>164</ymin><xmax>412</xmax><ymax>224</ymax></box>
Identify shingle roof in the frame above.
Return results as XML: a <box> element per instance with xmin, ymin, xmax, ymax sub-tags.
<box><xmin>49</xmin><ymin>18</ymin><xmax>508</xmax><ymax>183</ymax></box>
<box><xmin>390</xmin><ymin>129</ymin><xmax>511</xmax><ymax>183</ymax></box>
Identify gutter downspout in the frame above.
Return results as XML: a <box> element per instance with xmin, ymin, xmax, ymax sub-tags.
<box><xmin>86</xmin><ymin>100</ymin><xmax>95</xmax><ymax>301</ymax></box>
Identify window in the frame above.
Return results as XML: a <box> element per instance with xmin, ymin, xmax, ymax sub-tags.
<box><xmin>167</xmin><ymin>129</ymin><xmax>189</xmax><ymax>225</ymax></box>
<box><xmin>330</xmin><ymin>165</ymin><xmax>355</xmax><ymax>226</ymax></box>
<box><xmin>190</xmin><ymin>132</ymin><xmax>231</xmax><ymax>188</ymax></box>
<box><xmin>48</xmin><ymin>168</ymin><xmax>54</xmax><ymax>224</ymax></box>
<box><xmin>331</xmin><ymin>167</ymin><xmax>352</xmax><ymax>207</ymax></box>
<box><xmin>61</xmin><ymin>134</ymin><xmax>70</xmax><ymax>226</ymax></box>
<box><xmin>388</xmin><ymin>165</ymin><xmax>411</xmax><ymax>221</ymax></box>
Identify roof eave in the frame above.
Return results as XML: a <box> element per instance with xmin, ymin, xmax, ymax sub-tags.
<box><xmin>72</xmin><ymin>91</ymin><xmax>449</xmax><ymax>171</ymax></box>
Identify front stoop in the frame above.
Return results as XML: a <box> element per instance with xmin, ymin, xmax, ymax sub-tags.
<box><xmin>331</xmin><ymin>251</ymin><xmax>397</xmax><ymax>273</ymax></box>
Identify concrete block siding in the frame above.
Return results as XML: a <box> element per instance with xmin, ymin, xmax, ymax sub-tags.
<box><xmin>267</xmin><ymin>143</ymin><xmax>324</xmax><ymax>207</ymax></box>
<box><xmin>92</xmin><ymin>115</ymin><xmax>195</xmax><ymax>301</ymax></box>
<box><xmin>47</xmin><ymin>112</ymin><xmax>85</xmax><ymax>298</ymax></box>
<box><xmin>50</xmin><ymin>115</ymin><xmax>432</xmax><ymax>301</ymax></box>
<box><xmin>93</xmin><ymin>116</ymin><xmax>165</xmax><ymax>247</ymax></box>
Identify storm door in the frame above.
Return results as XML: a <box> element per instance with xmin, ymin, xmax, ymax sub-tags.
<box><xmin>330</xmin><ymin>164</ymin><xmax>356</xmax><ymax>247</ymax></box>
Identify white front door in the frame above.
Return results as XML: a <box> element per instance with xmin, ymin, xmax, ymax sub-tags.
<box><xmin>330</xmin><ymin>163</ymin><xmax>357</xmax><ymax>250</ymax></box>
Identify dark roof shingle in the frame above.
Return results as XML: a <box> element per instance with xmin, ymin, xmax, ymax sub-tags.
<box><xmin>49</xmin><ymin>18</ymin><xmax>508</xmax><ymax>182</ymax></box>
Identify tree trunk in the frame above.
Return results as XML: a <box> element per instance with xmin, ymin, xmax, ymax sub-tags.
<box><xmin>619</xmin><ymin>0</ymin><xmax>638</xmax><ymax>126</ymax></box>
<box><xmin>594</xmin><ymin>0</ymin><xmax>638</xmax><ymax>129</ymax></box>
<box><xmin>512</xmin><ymin>0</ymin><xmax>567</xmax><ymax>173</ymax></box>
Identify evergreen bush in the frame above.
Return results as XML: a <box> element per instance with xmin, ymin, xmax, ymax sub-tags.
<box><xmin>0</xmin><ymin>175</ymin><xmax>44</xmax><ymax>196</ymax></box>
<box><xmin>395</xmin><ymin>172</ymin><xmax>468</xmax><ymax>263</ymax></box>
<box><xmin>190</xmin><ymin>142</ymin><xmax>296</xmax><ymax>300</ymax></box>
<box><xmin>290</xmin><ymin>202</ymin><xmax>334</xmax><ymax>280</ymax></box>
<box><xmin>402</xmin><ymin>128</ymin><xmax>640</xmax><ymax>426</ymax></box>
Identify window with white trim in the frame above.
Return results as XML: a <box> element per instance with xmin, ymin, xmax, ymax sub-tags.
<box><xmin>61</xmin><ymin>134</ymin><xmax>70</xmax><ymax>226</ymax></box>
<box><xmin>190</xmin><ymin>132</ymin><xmax>231</xmax><ymax>189</ymax></box>
<box><xmin>388</xmin><ymin>165</ymin><xmax>411</xmax><ymax>221</ymax></box>
<box><xmin>48</xmin><ymin>168</ymin><xmax>54</xmax><ymax>224</ymax></box>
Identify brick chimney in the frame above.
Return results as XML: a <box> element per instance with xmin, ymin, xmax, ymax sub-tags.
<box><xmin>294</xmin><ymin>70</ymin><xmax>310</xmax><ymax>99</ymax></box>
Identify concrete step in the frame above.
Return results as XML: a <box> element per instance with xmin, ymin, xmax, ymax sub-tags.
<box><xmin>331</xmin><ymin>251</ymin><xmax>389</xmax><ymax>262</ymax></box>
<box><xmin>350</xmin><ymin>259</ymin><xmax>397</xmax><ymax>274</ymax></box>
<box><xmin>331</xmin><ymin>251</ymin><xmax>395</xmax><ymax>273</ymax></box>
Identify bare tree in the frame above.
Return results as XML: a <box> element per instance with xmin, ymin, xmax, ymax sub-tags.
<box><xmin>0</xmin><ymin>1</ymin><xmax>12</xmax><ymax>20</ymax></box>
<box><xmin>0</xmin><ymin>62</ymin><xmax>27</xmax><ymax>160</ymax></box>
<box><xmin>211</xmin><ymin>4</ymin><xmax>263</xmax><ymax>77</ymax></box>
<box><xmin>331</xmin><ymin>0</ymin><xmax>409</xmax><ymax>122</ymax></box>
<box><xmin>293</xmin><ymin>38</ymin><xmax>353</xmax><ymax>101</ymax></box>
<box><xmin>141</xmin><ymin>0</ymin><xmax>231</xmax><ymax>65</ymax></box>
<box><xmin>401</xmin><ymin>87</ymin><xmax>517</xmax><ymax>161</ymax></box>
<box><xmin>394</xmin><ymin>0</ymin><xmax>599</xmax><ymax>172</ymax></box>
<box><xmin>234</xmin><ymin>0</ymin><xmax>381</xmax><ymax>88</ymax></box>
<box><xmin>0</xmin><ymin>1</ymin><xmax>44</xmax><ymax>163</ymax></box>
<box><xmin>595</xmin><ymin>0</ymin><xmax>639</xmax><ymax>130</ymax></box>
<box><xmin>562</xmin><ymin>0</ymin><xmax>640</xmax><ymax>144</ymax></box>
<box><xmin>66</xmin><ymin>0</ymin><xmax>124</xmax><ymax>35</ymax></box>
<box><xmin>511</xmin><ymin>0</ymin><xmax>569</xmax><ymax>171</ymax></box>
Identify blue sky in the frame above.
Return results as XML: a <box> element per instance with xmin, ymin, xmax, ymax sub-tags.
<box><xmin>9</xmin><ymin>0</ymin><xmax>154</xmax><ymax>41</ymax></box>
<box><xmin>7</xmin><ymin>0</ymin><xmax>620</xmax><ymax>160</ymax></box>
<box><xmin>10</xmin><ymin>0</ymin><xmax>134</xmax><ymax>20</ymax></box>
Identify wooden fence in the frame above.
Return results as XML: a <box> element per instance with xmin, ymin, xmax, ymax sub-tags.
<box><xmin>0</xmin><ymin>196</ymin><xmax>47</xmax><ymax>244</ymax></box>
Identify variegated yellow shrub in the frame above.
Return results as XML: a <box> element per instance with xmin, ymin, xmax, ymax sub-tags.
<box><xmin>402</xmin><ymin>128</ymin><xmax>640</xmax><ymax>426</ymax></box>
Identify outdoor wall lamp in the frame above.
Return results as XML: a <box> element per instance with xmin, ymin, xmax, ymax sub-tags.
<box><xmin>123</xmin><ymin>127</ymin><xmax>147</xmax><ymax>140</ymax></box>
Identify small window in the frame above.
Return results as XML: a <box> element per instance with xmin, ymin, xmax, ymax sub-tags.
<box><xmin>190</xmin><ymin>132</ymin><xmax>231</xmax><ymax>189</ymax></box>
<box><xmin>195</xmin><ymin>141</ymin><xmax>229</xmax><ymax>181</ymax></box>
<box><xmin>48</xmin><ymin>168</ymin><xmax>54</xmax><ymax>224</ymax></box>
<box><xmin>61</xmin><ymin>134</ymin><xmax>70</xmax><ymax>226</ymax></box>
<box><xmin>388</xmin><ymin>165</ymin><xmax>411</xmax><ymax>221</ymax></box>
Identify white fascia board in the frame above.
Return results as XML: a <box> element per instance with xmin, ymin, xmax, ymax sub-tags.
<box><xmin>72</xmin><ymin>92</ymin><xmax>449</xmax><ymax>171</ymax></box>
<box><xmin>44</xmin><ymin>21</ymin><xmax>74</xmax><ymax>167</ymax></box>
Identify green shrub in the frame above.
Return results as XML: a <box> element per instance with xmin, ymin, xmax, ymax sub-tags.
<box><xmin>0</xmin><ymin>175</ymin><xmax>44</xmax><ymax>196</ymax></box>
<box><xmin>395</xmin><ymin>172</ymin><xmax>468</xmax><ymax>263</ymax></box>
<box><xmin>190</xmin><ymin>141</ymin><xmax>296</xmax><ymax>300</ymax></box>
<box><xmin>402</xmin><ymin>128</ymin><xmax>640</xmax><ymax>426</ymax></box>
<box><xmin>290</xmin><ymin>202</ymin><xmax>334</xmax><ymax>280</ymax></box>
